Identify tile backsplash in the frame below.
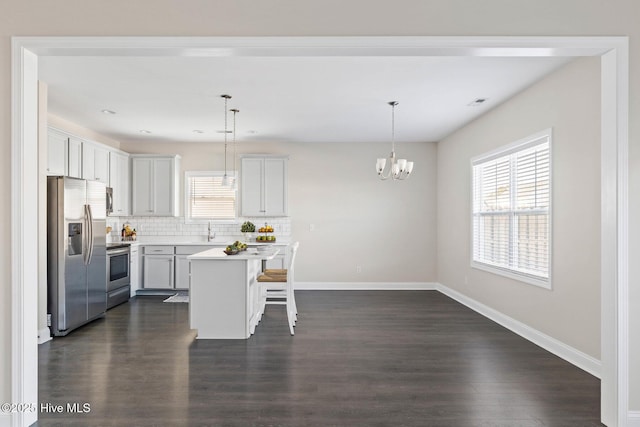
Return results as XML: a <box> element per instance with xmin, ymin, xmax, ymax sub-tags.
<box><xmin>106</xmin><ymin>216</ymin><xmax>291</xmax><ymax>243</ymax></box>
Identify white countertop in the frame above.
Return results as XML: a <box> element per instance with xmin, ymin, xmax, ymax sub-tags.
<box><xmin>188</xmin><ymin>247</ymin><xmax>280</xmax><ymax>260</ymax></box>
<box><xmin>110</xmin><ymin>239</ymin><xmax>289</xmax><ymax>247</ymax></box>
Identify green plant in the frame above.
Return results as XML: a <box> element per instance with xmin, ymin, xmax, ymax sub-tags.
<box><xmin>240</xmin><ymin>221</ymin><xmax>255</xmax><ymax>233</ymax></box>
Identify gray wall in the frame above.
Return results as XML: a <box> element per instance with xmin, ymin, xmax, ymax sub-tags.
<box><xmin>119</xmin><ymin>140</ymin><xmax>438</xmax><ymax>283</ymax></box>
<box><xmin>437</xmin><ymin>57</ymin><xmax>601</xmax><ymax>359</ymax></box>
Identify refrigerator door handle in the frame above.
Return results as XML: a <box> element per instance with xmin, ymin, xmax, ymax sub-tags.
<box><xmin>86</xmin><ymin>204</ymin><xmax>94</xmax><ymax>265</ymax></box>
<box><xmin>83</xmin><ymin>204</ymin><xmax>89</xmax><ymax>265</ymax></box>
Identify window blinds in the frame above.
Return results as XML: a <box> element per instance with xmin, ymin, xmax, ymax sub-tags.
<box><xmin>472</xmin><ymin>134</ymin><xmax>550</xmax><ymax>283</ymax></box>
<box><xmin>188</xmin><ymin>175</ymin><xmax>236</xmax><ymax>220</ymax></box>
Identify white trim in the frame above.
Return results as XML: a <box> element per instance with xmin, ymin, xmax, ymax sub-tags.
<box><xmin>628</xmin><ymin>411</ymin><xmax>640</xmax><ymax>427</ymax></box>
<box><xmin>295</xmin><ymin>282</ymin><xmax>437</xmax><ymax>291</ymax></box>
<box><xmin>37</xmin><ymin>328</ymin><xmax>51</xmax><ymax>345</ymax></box>
<box><xmin>470</xmin><ymin>128</ymin><xmax>553</xmax><ymax>290</ymax></box>
<box><xmin>470</xmin><ymin>128</ymin><xmax>552</xmax><ymax>164</ymax></box>
<box><xmin>10</xmin><ymin>36</ymin><xmax>628</xmax><ymax>427</ymax></box>
<box><xmin>435</xmin><ymin>283</ymin><xmax>602</xmax><ymax>379</ymax></box>
<box><xmin>11</xmin><ymin>41</ymin><xmax>39</xmax><ymax>427</ymax></box>
<box><xmin>183</xmin><ymin>170</ymin><xmax>239</xmax><ymax>223</ymax></box>
<box><xmin>600</xmin><ymin>42</ymin><xmax>630</xmax><ymax>427</ymax></box>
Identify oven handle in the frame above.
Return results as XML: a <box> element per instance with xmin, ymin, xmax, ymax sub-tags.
<box><xmin>107</xmin><ymin>247</ymin><xmax>130</xmax><ymax>256</ymax></box>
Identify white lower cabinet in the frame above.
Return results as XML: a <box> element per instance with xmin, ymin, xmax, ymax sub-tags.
<box><xmin>130</xmin><ymin>245</ymin><xmax>140</xmax><ymax>296</ymax></box>
<box><xmin>174</xmin><ymin>255</ymin><xmax>190</xmax><ymax>290</ymax></box>
<box><xmin>143</xmin><ymin>254</ymin><xmax>174</xmax><ymax>289</ymax></box>
<box><xmin>141</xmin><ymin>245</ymin><xmax>223</xmax><ymax>290</ymax></box>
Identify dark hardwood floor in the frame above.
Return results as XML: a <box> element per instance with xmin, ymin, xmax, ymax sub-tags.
<box><xmin>37</xmin><ymin>291</ymin><xmax>602</xmax><ymax>426</ymax></box>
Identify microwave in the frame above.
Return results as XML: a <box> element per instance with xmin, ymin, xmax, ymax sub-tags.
<box><xmin>106</xmin><ymin>186</ymin><xmax>113</xmax><ymax>216</ymax></box>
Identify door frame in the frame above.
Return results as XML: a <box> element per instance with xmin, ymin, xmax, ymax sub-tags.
<box><xmin>10</xmin><ymin>36</ymin><xmax>629</xmax><ymax>427</ymax></box>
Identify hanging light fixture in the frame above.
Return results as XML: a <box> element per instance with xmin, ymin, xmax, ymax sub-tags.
<box><xmin>376</xmin><ymin>101</ymin><xmax>414</xmax><ymax>180</ymax></box>
<box><xmin>220</xmin><ymin>94</ymin><xmax>233</xmax><ymax>187</ymax></box>
<box><xmin>230</xmin><ymin>108</ymin><xmax>239</xmax><ymax>191</ymax></box>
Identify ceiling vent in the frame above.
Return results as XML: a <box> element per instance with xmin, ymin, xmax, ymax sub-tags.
<box><xmin>468</xmin><ymin>98</ymin><xmax>488</xmax><ymax>107</ymax></box>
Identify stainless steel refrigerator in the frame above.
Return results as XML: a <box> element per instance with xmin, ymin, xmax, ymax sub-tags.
<box><xmin>47</xmin><ymin>176</ymin><xmax>107</xmax><ymax>336</ymax></box>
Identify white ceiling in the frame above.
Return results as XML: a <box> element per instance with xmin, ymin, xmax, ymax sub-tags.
<box><xmin>39</xmin><ymin>55</ymin><xmax>571</xmax><ymax>145</ymax></box>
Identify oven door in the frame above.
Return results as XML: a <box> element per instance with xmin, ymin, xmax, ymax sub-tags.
<box><xmin>107</xmin><ymin>247</ymin><xmax>130</xmax><ymax>291</ymax></box>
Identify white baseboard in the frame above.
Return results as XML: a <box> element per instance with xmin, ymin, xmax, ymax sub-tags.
<box><xmin>629</xmin><ymin>411</ymin><xmax>640</xmax><ymax>427</ymax></box>
<box><xmin>38</xmin><ymin>326</ymin><xmax>51</xmax><ymax>344</ymax></box>
<box><xmin>295</xmin><ymin>282</ymin><xmax>437</xmax><ymax>290</ymax></box>
<box><xmin>435</xmin><ymin>283</ymin><xmax>602</xmax><ymax>379</ymax></box>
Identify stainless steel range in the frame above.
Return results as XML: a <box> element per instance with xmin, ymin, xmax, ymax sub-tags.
<box><xmin>106</xmin><ymin>243</ymin><xmax>131</xmax><ymax>309</ymax></box>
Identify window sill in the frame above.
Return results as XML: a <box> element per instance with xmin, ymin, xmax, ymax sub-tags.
<box><xmin>471</xmin><ymin>261</ymin><xmax>552</xmax><ymax>290</ymax></box>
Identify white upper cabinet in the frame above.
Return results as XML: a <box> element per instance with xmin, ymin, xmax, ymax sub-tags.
<box><xmin>109</xmin><ymin>151</ymin><xmax>130</xmax><ymax>215</ymax></box>
<box><xmin>94</xmin><ymin>146</ymin><xmax>110</xmax><ymax>183</ymax></box>
<box><xmin>240</xmin><ymin>156</ymin><xmax>288</xmax><ymax>217</ymax></box>
<box><xmin>131</xmin><ymin>155</ymin><xmax>181</xmax><ymax>216</ymax></box>
<box><xmin>47</xmin><ymin>129</ymin><xmax>68</xmax><ymax>176</ymax></box>
<box><xmin>82</xmin><ymin>142</ymin><xmax>109</xmax><ymax>183</ymax></box>
<box><xmin>67</xmin><ymin>137</ymin><xmax>82</xmax><ymax>178</ymax></box>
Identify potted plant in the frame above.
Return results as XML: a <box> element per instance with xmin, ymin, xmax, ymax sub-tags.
<box><xmin>240</xmin><ymin>221</ymin><xmax>255</xmax><ymax>240</ymax></box>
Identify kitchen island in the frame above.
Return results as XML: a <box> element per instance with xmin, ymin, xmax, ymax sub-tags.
<box><xmin>188</xmin><ymin>247</ymin><xmax>280</xmax><ymax>339</ymax></box>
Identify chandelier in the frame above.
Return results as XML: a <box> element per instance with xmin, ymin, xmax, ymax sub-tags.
<box><xmin>376</xmin><ymin>101</ymin><xmax>414</xmax><ymax>180</ymax></box>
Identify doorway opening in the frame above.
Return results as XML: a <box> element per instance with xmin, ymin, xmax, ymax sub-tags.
<box><xmin>10</xmin><ymin>36</ymin><xmax>629</xmax><ymax>427</ymax></box>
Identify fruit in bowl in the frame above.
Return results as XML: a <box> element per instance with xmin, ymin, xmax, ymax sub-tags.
<box><xmin>224</xmin><ymin>244</ymin><xmax>240</xmax><ymax>255</ymax></box>
<box><xmin>233</xmin><ymin>241</ymin><xmax>248</xmax><ymax>251</ymax></box>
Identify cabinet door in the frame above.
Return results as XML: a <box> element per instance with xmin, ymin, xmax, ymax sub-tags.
<box><xmin>264</xmin><ymin>158</ymin><xmax>288</xmax><ymax>216</ymax></box>
<box><xmin>93</xmin><ymin>146</ymin><xmax>110</xmax><ymax>183</ymax></box>
<box><xmin>110</xmin><ymin>152</ymin><xmax>130</xmax><ymax>215</ymax></box>
<box><xmin>174</xmin><ymin>255</ymin><xmax>190</xmax><ymax>290</ymax></box>
<box><xmin>153</xmin><ymin>158</ymin><xmax>174</xmax><ymax>216</ymax></box>
<box><xmin>82</xmin><ymin>142</ymin><xmax>96</xmax><ymax>180</ymax></box>
<box><xmin>129</xmin><ymin>246</ymin><xmax>139</xmax><ymax>296</ymax></box>
<box><xmin>143</xmin><ymin>255</ymin><xmax>174</xmax><ymax>289</ymax></box>
<box><xmin>67</xmin><ymin>137</ymin><xmax>83</xmax><ymax>178</ymax></box>
<box><xmin>132</xmin><ymin>158</ymin><xmax>154</xmax><ymax>215</ymax></box>
<box><xmin>240</xmin><ymin>158</ymin><xmax>264</xmax><ymax>216</ymax></box>
<box><xmin>47</xmin><ymin>130</ymin><xmax>67</xmax><ymax>176</ymax></box>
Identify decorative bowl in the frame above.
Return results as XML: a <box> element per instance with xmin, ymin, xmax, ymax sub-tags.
<box><xmin>224</xmin><ymin>249</ymin><xmax>239</xmax><ymax>255</ymax></box>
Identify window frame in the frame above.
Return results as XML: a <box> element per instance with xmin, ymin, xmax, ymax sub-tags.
<box><xmin>470</xmin><ymin>128</ymin><xmax>553</xmax><ymax>289</ymax></box>
<box><xmin>184</xmin><ymin>170</ymin><xmax>238</xmax><ymax>224</ymax></box>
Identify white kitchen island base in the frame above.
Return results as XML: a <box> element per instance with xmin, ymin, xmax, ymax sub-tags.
<box><xmin>188</xmin><ymin>248</ymin><xmax>279</xmax><ymax>339</ymax></box>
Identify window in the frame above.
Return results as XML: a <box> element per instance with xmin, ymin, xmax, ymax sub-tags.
<box><xmin>185</xmin><ymin>171</ymin><xmax>237</xmax><ymax>221</ymax></box>
<box><xmin>471</xmin><ymin>129</ymin><xmax>551</xmax><ymax>288</ymax></box>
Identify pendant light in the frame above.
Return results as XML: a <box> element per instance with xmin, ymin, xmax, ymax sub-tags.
<box><xmin>376</xmin><ymin>101</ymin><xmax>414</xmax><ymax>180</ymax></box>
<box><xmin>220</xmin><ymin>94</ymin><xmax>233</xmax><ymax>187</ymax></box>
<box><xmin>230</xmin><ymin>108</ymin><xmax>239</xmax><ymax>191</ymax></box>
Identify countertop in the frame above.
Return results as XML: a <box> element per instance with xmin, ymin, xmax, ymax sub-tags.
<box><xmin>188</xmin><ymin>247</ymin><xmax>280</xmax><ymax>260</ymax></box>
<box><xmin>107</xmin><ymin>239</ymin><xmax>290</xmax><ymax>247</ymax></box>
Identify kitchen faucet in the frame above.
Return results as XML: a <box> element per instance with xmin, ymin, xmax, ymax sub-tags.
<box><xmin>207</xmin><ymin>221</ymin><xmax>215</xmax><ymax>242</ymax></box>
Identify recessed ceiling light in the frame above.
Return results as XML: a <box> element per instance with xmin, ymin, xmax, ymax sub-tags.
<box><xmin>139</xmin><ymin>129</ymin><xmax>152</xmax><ymax>134</ymax></box>
<box><xmin>246</xmin><ymin>130</ymin><xmax>257</xmax><ymax>135</ymax></box>
<box><xmin>468</xmin><ymin>98</ymin><xmax>489</xmax><ymax>107</ymax></box>
<box><xmin>101</xmin><ymin>109</ymin><xmax>116</xmax><ymax>115</ymax></box>
<box><xmin>216</xmin><ymin>130</ymin><xmax>233</xmax><ymax>134</ymax></box>
<box><xmin>193</xmin><ymin>130</ymin><xmax>205</xmax><ymax>134</ymax></box>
